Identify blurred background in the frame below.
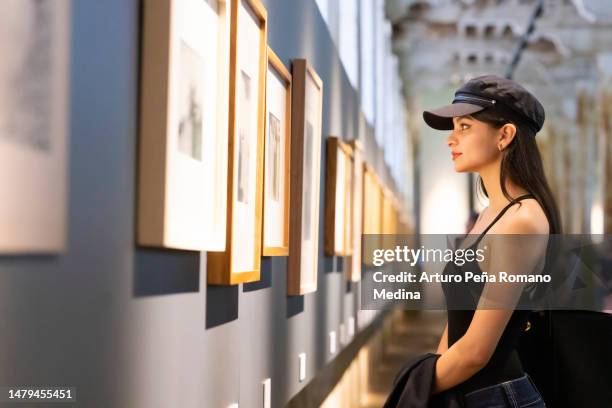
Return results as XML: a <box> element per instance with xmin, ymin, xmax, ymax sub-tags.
<box><xmin>0</xmin><ymin>0</ymin><xmax>610</xmax><ymax>407</ymax></box>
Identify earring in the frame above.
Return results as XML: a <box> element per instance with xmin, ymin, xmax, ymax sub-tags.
<box><xmin>498</xmin><ymin>144</ymin><xmax>503</xmax><ymax>151</ymax></box>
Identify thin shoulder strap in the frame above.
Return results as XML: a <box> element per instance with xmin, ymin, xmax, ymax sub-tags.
<box><xmin>472</xmin><ymin>193</ymin><xmax>535</xmax><ymax>247</ymax></box>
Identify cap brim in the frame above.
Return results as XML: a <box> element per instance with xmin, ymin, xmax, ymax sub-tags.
<box><xmin>423</xmin><ymin>103</ymin><xmax>485</xmax><ymax>130</ymax></box>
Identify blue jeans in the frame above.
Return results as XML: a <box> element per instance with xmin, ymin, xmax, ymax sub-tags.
<box><xmin>464</xmin><ymin>373</ymin><xmax>547</xmax><ymax>408</ymax></box>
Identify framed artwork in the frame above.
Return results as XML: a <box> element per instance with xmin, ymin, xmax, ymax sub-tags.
<box><xmin>324</xmin><ymin>136</ymin><xmax>353</xmax><ymax>256</ymax></box>
<box><xmin>390</xmin><ymin>196</ymin><xmax>399</xmax><ymax>235</ymax></box>
<box><xmin>287</xmin><ymin>59</ymin><xmax>324</xmax><ymax>295</ymax></box>
<box><xmin>343</xmin><ymin>142</ymin><xmax>354</xmax><ymax>256</ymax></box>
<box><xmin>379</xmin><ymin>185</ymin><xmax>398</xmax><ymax>259</ymax></box>
<box><xmin>0</xmin><ymin>0</ymin><xmax>70</xmax><ymax>253</ymax></box>
<box><xmin>347</xmin><ymin>140</ymin><xmax>363</xmax><ymax>281</ymax></box>
<box><xmin>381</xmin><ymin>187</ymin><xmax>397</xmax><ymax>234</ymax></box>
<box><xmin>382</xmin><ymin>188</ymin><xmax>390</xmax><ymax>234</ymax></box>
<box><xmin>208</xmin><ymin>0</ymin><xmax>267</xmax><ymax>285</ymax></box>
<box><xmin>362</xmin><ymin>164</ymin><xmax>382</xmax><ymax>266</ymax></box>
<box><xmin>262</xmin><ymin>46</ymin><xmax>291</xmax><ymax>256</ymax></box>
<box><xmin>362</xmin><ymin>164</ymin><xmax>382</xmax><ymax>236</ymax></box>
<box><xmin>138</xmin><ymin>0</ymin><xmax>230</xmax><ymax>251</ymax></box>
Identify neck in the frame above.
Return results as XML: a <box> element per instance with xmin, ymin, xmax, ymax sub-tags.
<box><xmin>478</xmin><ymin>159</ymin><xmax>530</xmax><ymax>213</ymax></box>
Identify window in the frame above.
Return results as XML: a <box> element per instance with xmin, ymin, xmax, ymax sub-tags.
<box><xmin>502</xmin><ymin>24</ymin><xmax>513</xmax><ymax>38</ymax></box>
<box><xmin>338</xmin><ymin>0</ymin><xmax>359</xmax><ymax>88</ymax></box>
<box><xmin>484</xmin><ymin>24</ymin><xmax>496</xmax><ymax>37</ymax></box>
<box><xmin>465</xmin><ymin>25</ymin><xmax>478</xmax><ymax>37</ymax></box>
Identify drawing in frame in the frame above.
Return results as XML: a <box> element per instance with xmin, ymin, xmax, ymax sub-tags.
<box><xmin>324</xmin><ymin>136</ymin><xmax>353</xmax><ymax>257</ymax></box>
<box><xmin>138</xmin><ymin>0</ymin><xmax>230</xmax><ymax>251</ymax></box>
<box><xmin>287</xmin><ymin>59</ymin><xmax>323</xmax><ymax>295</ymax></box>
<box><xmin>347</xmin><ymin>140</ymin><xmax>363</xmax><ymax>281</ymax></box>
<box><xmin>207</xmin><ymin>0</ymin><xmax>267</xmax><ymax>285</ymax></box>
<box><xmin>262</xmin><ymin>46</ymin><xmax>291</xmax><ymax>256</ymax></box>
<box><xmin>0</xmin><ymin>0</ymin><xmax>70</xmax><ymax>253</ymax></box>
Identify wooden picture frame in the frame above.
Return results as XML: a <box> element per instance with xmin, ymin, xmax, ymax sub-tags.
<box><xmin>262</xmin><ymin>46</ymin><xmax>291</xmax><ymax>256</ymax></box>
<box><xmin>382</xmin><ymin>187</ymin><xmax>395</xmax><ymax>234</ymax></box>
<box><xmin>379</xmin><ymin>185</ymin><xmax>398</xmax><ymax>258</ymax></box>
<box><xmin>390</xmin><ymin>195</ymin><xmax>399</xmax><ymax>235</ymax></box>
<box><xmin>362</xmin><ymin>164</ymin><xmax>382</xmax><ymax>236</ymax></box>
<box><xmin>361</xmin><ymin>164</ymin><xmax>382</xmax><ymax>266</ymax></box>
<box><xmin>0</xmin><ymin>1</ymin><xmax>70</xmax><ymax>253</ymax></box>
<box><xmin>138</xmin><ymin>0</ymin><xmax>230</xmax><ymax>251</ymax></box>
<box><xmin>347</xmin><ymin>140</ymin><xmax>363</xmax><ymax>281</ymax></box>
<box><xmin>324</xmin><ymin>136</ymin><xmax>353</xmax><ymax>256</ymax></box>
<box><xmin>287</xmin><ymin>59</ymin><xmax>324</xmax><ymax>295</ymax></box>
<box><xmin>343</xmin><ymin>143</ymin><xmax>354</xmax><ymax>257</ymax></box>
<box><xmin>208</xmin><ymin>0</ymin><xmax>267</xmax><ymax>285</ymax></box>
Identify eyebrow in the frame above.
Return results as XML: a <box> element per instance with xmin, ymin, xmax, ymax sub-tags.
<box><xmin>453</xmin><ymin>115</ymin><xmax>474</xmax><ymax>123</ymax></box>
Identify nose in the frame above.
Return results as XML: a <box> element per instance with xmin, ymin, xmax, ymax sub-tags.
<box><xmin>446</xmin><ymin>131</ymin><xmax>457</xmax><ymax>148</ymax></box>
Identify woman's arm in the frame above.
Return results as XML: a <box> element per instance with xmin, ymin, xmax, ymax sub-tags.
<box><xmin>436</xmin><ymin>323</ymin><xmax>449</xmax><ymax>354</ymax></box>
<box><xmin>432</xmin><ymin>309</ymin><xmax>515</xmax><ymax>393</ymax></box>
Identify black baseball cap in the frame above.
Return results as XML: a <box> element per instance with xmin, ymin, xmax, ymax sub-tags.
<box><xmin>423</xmin><ymin>75</ymin><xmax>545</xmax><ymax>134</ymax></box>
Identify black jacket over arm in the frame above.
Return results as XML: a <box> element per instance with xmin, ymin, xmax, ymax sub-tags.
<box><xmin>382</xmin><ymin>353</ymin><xmax>464</xmax><ymax>408</ymax></box>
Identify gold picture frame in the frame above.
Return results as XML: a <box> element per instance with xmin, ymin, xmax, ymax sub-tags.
<box><xmin>382</xmin><ymin>187</ymin><xmax>396</xmax><ymax>235</ymax></box>
<box><xmin>324</xmin><ymin>136</ymin><xmax>353</xmax><ymax>256</ymax></box>
<box><xmin>262</xmin><ymin>46</ymin><xmax>291</xmax><ymax>256</ymax></box>
<box><xmin>208</xmin><ymin>0</ymin><xmax>268</xmax><ymax>285</ymax></box>
<box><xmin>362</xmin><ymin>164</ymin><xmax>383</xmax><ymax>266</ymax></box>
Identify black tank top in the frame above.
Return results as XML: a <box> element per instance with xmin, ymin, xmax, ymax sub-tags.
<box><xmin>441</xmin><ymin>193</ymin><xmax>535</xmax><ymax>395</ymax></box>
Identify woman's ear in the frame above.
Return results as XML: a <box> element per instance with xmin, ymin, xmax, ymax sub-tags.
<box><xmin>498</xmin><ymin>123</ymin><xmax>517</xmax><ymax>150</ymax></box>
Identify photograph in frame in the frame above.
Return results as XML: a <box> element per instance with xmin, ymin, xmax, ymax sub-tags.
<box><xmin>262</xmin><ymin>47</ymin><xmax>291</xmax><ymax>256</ymax></box>
<box><xmin>0</xmin><ymin>0</ymin><xmax>70</xmax><ymax>253</ymax></box>
<box><xmin>207</xmin><ymin>0</ymin><xmax>267</xmax><ymax>285</ymax></box>
<box><xmin>138</xmin><ymin>0</ymin><xmax>230</xmax><ymax>251</ymax></box>
<box><xmin>288</xmin><ymin>59</ymin><xmax>323</xmax><ymax>295</ymax></box>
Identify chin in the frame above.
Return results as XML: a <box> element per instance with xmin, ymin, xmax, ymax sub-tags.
<box><xmin>453</xmin><ymin>162</ymin><xmax>469</xmax><ymax>173</ymax></box>
<box><xmin>452</xmin><ymin>157</ymin><xmax>477</xmax><ymax>173</ymax></box>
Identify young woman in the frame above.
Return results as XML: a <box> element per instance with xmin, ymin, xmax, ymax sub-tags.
<box><xmin>422</xmin><ymin>75</ymin><xmax>561</xmax><ymax>408</ymax></box>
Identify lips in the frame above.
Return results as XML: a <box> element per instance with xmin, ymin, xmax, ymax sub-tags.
<box><xmin>451</xmin><ymin>152</ymin><xmax>462</xmax><ymax>159</ymax></box>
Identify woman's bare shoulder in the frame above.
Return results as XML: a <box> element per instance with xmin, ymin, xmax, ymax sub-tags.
<box><xmin>496</xmin><ymin>198</ymin><xmax>549</xmax><ymax>235</ymax></box>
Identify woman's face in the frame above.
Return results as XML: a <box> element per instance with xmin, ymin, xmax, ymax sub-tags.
<box><xmin>446</xmin><ymin>115</ymin><xmax>500</xmax><ymax>172</ymax></box>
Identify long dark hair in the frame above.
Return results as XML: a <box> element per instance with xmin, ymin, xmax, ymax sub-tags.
<box><xmin>470</xmin><ymin>109</ymin><xmax>562</xmax><ymax>235</ymax></box>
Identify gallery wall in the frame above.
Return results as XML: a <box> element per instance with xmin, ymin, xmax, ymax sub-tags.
<box><xmin>0</xmin><ymin>0</ymin><xmax>407</xmax><ymax>407</ymax></box>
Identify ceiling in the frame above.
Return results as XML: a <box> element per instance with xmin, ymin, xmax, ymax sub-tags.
<box><xmin>387</xmin><ymin>0</ymin><xmax>612</xmax><ymax>120</ymax></box>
